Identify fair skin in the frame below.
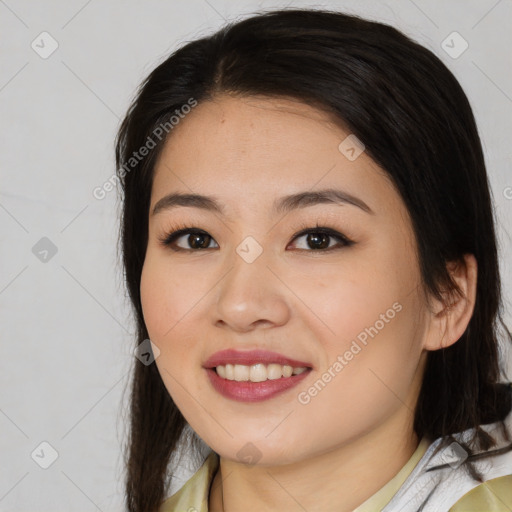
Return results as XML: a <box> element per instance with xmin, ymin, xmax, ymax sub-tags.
<box><xmin>140</xmin><ymin>94</ymin><xmax>477</xmax><ymax>512</ymax></box>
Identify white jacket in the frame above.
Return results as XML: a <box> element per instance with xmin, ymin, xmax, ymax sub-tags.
<box><xmin>382</xmin><ymin>411</ymin><xmax>512</xmax><ymax>511</ymax></box>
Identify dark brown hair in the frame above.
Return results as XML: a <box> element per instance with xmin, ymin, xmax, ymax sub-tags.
<box><xmin>114</xmin><ymin>8</ymin><xmax>512</xmax><ymax>511</ymax></box>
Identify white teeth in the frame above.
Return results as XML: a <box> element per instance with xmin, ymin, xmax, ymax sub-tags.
<box><xmin>283</xmin><ymin>365</ymin><xmax>293</xmax><ymax>378</ymax></box>
<box><xmin>250</xmin><ymin>363</ymin><xmax>267</xmax><ymax>382</ymax></box>
<box><xmin>267</xmin><ymin>364</ymin><xmax>284</xmax><ymax>380</ymax></box>
<box><xmin>216</xmin><ymin>365</ymin><xmax>226</xmax><ymax>378</ymax></box>
<box><xmin>234</xmin><ymin>364</ymin><xmax>249</xmax><ymax>381</ymax></box>
<box><xmin>214</xmin><ymin>363</ymin><xmax>309</xmax><ymax>382</ymax></box>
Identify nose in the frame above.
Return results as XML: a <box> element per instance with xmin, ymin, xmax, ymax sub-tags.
<box><xmin>213</xmin><ymin>246</ymin><xmax>291</xmax><ymax>333</ymax></box>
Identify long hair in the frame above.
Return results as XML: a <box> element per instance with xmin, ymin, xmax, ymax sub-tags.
<box><xmin>114</xmin><ymin>8</ymin><xmax>512</xmax><ymax>511</ymax></box>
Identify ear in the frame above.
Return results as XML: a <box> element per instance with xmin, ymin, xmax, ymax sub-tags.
<box><xmin>422</xmin><ymin>254</ymin><xmax>478</xmax><ymax>351</ymax></box>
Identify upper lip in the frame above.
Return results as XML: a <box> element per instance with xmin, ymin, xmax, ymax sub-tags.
<box><xmin>203</xmin><ymin>349</ymin><xmax>313</xmax><ymax>369</ymax></box>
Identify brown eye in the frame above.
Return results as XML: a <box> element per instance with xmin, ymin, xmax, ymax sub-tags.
<box><xmin>187</xmin><ymin>232</ymin><xmax>213</xmax><ymax>249</ymax></box>
<box><xmin>289</xmin><ymin>227</ymin><xmax>353</xmax><ymax>251</ymax></box>
<box><xmin>160</xmin><ymin>228</ymin><xmax>219</xmax><ymax>250</ymax></box>
<box><xmin>305</xmin><ymin>232</ymin><xmax>330</xmax><ymax>249</ymax></box>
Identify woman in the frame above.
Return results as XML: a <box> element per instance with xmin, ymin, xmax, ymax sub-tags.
<box><xmin>115</xmin><ymin>8</ymin><xmax>512</xmax><ymax>511</ymax></box>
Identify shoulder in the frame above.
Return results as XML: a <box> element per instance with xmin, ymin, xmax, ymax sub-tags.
<box><xmin>449</xmin><ymin>474</ymin><xmax>512</xmax><ymax>511</ymax></box>
<box><xmin>383</xmin><ymin>412</ymin><xmax>512</xmax><ymax>511</ymax></box>
<box><xmin>159</xmin><ymin>451</ymin><xmax>219</xmax><ymax>512</ymax></box>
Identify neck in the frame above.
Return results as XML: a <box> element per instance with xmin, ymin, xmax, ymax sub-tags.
<box><xmin>209</xmin><ymin>410</ymin><xmax>419</xmax><ymax>512</ymax></box>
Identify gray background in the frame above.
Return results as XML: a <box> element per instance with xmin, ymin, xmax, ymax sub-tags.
<box><xmin>1</xmin><ymin>0</ymin><xmax>511</xmax><ymax>510</ymax></box>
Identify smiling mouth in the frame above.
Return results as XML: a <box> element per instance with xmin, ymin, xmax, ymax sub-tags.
<box><xmin>205</xmin><ymin>364</ymin><xmax>312</xmax><ymax>402</ymax></box>
<box><xmin>214</xmin><ymin>363</ymin><xmax>310</xmax><ymax>382</ymax></box>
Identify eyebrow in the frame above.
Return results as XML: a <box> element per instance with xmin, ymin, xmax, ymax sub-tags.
<box><xmin>151</xmin><ymin>188</ymin><xmax>374</xmax><ymax>216</ymax></box>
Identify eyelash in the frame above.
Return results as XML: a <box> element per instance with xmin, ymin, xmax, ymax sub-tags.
<box><xmin>157</xmin><ymin>221</ymin><xmax>355</xmax><ymax>253</ymax></box>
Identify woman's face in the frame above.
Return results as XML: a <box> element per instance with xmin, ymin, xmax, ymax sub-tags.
<box><xmin>140</xmin><ymin>94</ymin><xmax>431</xmax><ymax>464</ymax></box>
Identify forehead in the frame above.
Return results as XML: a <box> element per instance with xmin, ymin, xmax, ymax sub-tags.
<box><xmin>150</xmin><ymin>94</ymin><xmax>397</xmax><ymax>217</ymax></box>
<box><xmin>156</xmin><ymin>94</ymin><xmax>349</xmax><ymax>170</ymax></box>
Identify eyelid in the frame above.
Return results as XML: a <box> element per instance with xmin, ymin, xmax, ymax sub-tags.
<box><xmin>290</xmin><ymin>224</ymin><xmax>352</xmax><ymax>242</ymax></box>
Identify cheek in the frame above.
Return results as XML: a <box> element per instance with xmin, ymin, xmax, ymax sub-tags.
<box><xmin>140</xmin><ymin>260</ymin><xmax>170</xmax><ymax>339</ymax></box>
<box><xmin>140</xmin><ymin>257</ymin><xmax>206</xmax><ymax>408</ymax></box>
<box><xmin>290</xmin><ymin>259</ymin><xmax>423</xmax><ymax>405</ymax></box>
<box><xmin>288</xmin><ymin>258</ymin><xmax>406</xmax><ymax>347</ymax></box>
<box><xmin>294</xmin><ymin>308</ymin><xmax>422</xmax><ymax>448</ymax></box>
<box><xmin>139</xmin><ymin>254</ymin><xmax>221</xmax><ymax>376</ymax></box>
<box><xmin>140</xmin><ymin>255</ymin><xmax>200</xmax><ymax>342</ymax></box>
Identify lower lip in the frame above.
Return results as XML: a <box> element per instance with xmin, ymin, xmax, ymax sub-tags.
<box><xmin>205</xmin><ymin>367</ymin><xmax>312</xmax><ymax>402</ymax></box>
